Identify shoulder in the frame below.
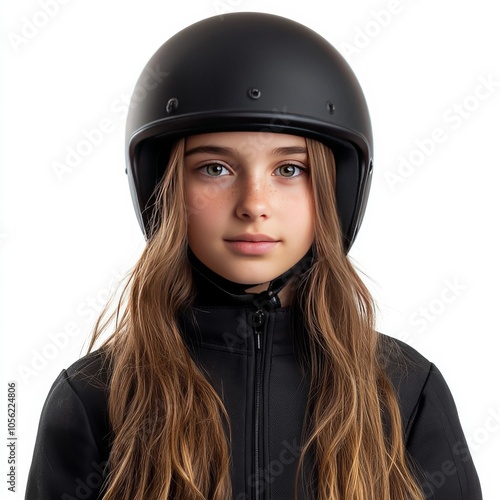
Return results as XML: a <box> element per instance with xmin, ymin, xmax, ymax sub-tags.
<box><xmin>47</xmin><ymin>348</ymin><xmax>111</xmax><ymax>410</ymax></box>
<box><xmin>43</xmin><ymin>348</ymin><xmax>112</xmax><ymax>455</ymax></box>
<box><xmin>63</xmin><ymin>348</ymin><xmax>112</xmax><ymax>393</ymax></box>
<box><xmin>378</xmin><ymin>334</ymin><xmax>461</xmax><ymax>432</ymax></box>
<box><xmin>378</xmin><ymin>333</ymin><xmax>432</xmax><ymax>388</ymax></box>
<box><xmin>26</xmin><ymin>350</ymin><xmax>112</xmax><ymax>499</ymax></box>
<box><xmin>378</xmin><ymin>335</ymin><xmax>483</xmax><ymax>498</ymax></box>
<box><xmin>378</xmin><ymin>334</ymin><xmax>434</xmax><ymax>435</ymax></box>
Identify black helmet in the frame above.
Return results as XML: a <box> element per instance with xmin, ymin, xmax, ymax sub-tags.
<box><xmin>125</xmin><ymin>12</ymin><xmax>373</xmax><ymax>252</ymax></box>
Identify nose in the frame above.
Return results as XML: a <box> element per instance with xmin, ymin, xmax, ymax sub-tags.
<box><xmin>235</xmin><ymin>175</ymin><xmax>272</xmax><ymax>221</ymax></box>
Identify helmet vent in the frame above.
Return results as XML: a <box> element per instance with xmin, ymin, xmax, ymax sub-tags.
<box><xmin>247</xmin><ymin>88</ymin><xmax>261</xmax><ymax>100</ymax></box>
<box><xmin>326</xmin><ymin>101</ymin><xmax>336</xmax><ymax>114</ymax></box>
<box><xmin>166</xmin><ymin>98</ymin><xmax>179</xmax><ymax>114</ymax></box>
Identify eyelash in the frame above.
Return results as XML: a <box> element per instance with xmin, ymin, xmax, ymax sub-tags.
<box><xmin>199</xmin><ymin>163</ymin><xmax>230</xmax><ymax>177</ymax></box>
<box><xmin>198</xmin><ymin>162</ymin><xmax>307</xmax><ymax>178</ymax></box>
<box><xmin>274</xmin><ymin>164</ymin><xmax>307</xmax><ymax>178</ymax></box>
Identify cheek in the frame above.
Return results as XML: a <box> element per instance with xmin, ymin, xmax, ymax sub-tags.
<box><xmin>184</xmin><ymin>177</ymin><xmax>236</xmax><ymax>215</ymax></box>
<box><xmin>284</xmin><ymin>192</ymin><xmax>315</xmax><ymax>238</ymax></box>
<box><xmin>184</xmin><ymin>184</ymin><xmax>216</xmax><ymax>220</ymax></box>
<box><xmin>185</xmin><ymin>187</ymin><xmax>229</xmax><ymax>234</ymax></box>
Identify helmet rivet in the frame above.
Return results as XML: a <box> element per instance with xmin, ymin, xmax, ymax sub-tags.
<box><xmin>326</xmin><ymin>101</ymin><xmax>336</xmax><ymax>114</ymax></box>
<box><xmin>166</xmin><ymin>98</ymin><xmax>179</xmax><ymax>113</ymax></box>
<box><xmin>248</xmin><ymin>88</ymin><xmax>261</xmax><ymax>100</ymax></box>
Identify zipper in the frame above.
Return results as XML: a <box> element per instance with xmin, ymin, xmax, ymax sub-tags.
<box><xmin>251</xmin><ymin>308</ymin><xmax>267</xmax><ymax>499</ymax></box>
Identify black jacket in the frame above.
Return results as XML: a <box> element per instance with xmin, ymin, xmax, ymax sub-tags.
<box><xmin>26</xmin><ymin>273</ymin><xmax>482</xmax><ymax>499</ymax></box>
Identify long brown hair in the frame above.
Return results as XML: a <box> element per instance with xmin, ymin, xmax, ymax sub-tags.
<box><xmin>295</xmin><ymin>139</ymin><xmax>423</xmax><ymax>498</ymax></box>
<box><xmin>89</xmin><ymin>136</ymin><xmax>424</xmax><ymax>499</ymax></box>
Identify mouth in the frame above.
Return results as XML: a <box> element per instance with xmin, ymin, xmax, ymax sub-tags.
<box><xmin>224</xmin><ymin>234</ymin><xmax>280</xmax><ymax>255</ymax></box>
<box><xmin>225</xmin><ymin>233</ymin><xmax>278</xmax><ymax>243</ymax></box>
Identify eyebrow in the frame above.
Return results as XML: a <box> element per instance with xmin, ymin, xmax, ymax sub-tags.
<box><xmin>272</xmin><ymin>146</ymin><xmax>307</xmax><ymax>156</ymax></box>
<box><xmin>184</xmin><ymin>145</ymin><xmax>307</xmax><ymax>157</ymax></box>
<box><xmin>184</xmin><ymin>145</ymin><xmax>235</xmax><ymax>157</ymax></box>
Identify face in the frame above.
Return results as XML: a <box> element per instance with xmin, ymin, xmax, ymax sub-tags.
<box><xmin>183</xmin><ymin>131</ymin><xmax>315</xmax><ymax>289</ymax></box>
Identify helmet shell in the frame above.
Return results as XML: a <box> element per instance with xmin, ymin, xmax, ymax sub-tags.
<box><xmin>126</xmin><ymin>12</ymin><xmax>373</xmax><ymax>252</ymax></box>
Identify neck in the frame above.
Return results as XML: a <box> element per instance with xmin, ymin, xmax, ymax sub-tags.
<box><xmin>188</xmin><ymin>248</ymin><xmax>314</xmax><ymax>308</ymax></box>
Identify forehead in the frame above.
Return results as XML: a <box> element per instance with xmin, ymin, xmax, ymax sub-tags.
<box><xmin>184</xmin><ymin>131</ymin><xmax>306</xmax><ymax>153</ymax></box>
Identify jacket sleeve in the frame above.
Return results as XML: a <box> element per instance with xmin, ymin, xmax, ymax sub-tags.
<box><xmin>405</xmin><ymin>363</ymin><xmax>482</xmax><ymax>500</ymax></box>
<box><xmin>25</xmin><ymin>369</ymin><xmax>108</xmax><ymax>500</ymax></box>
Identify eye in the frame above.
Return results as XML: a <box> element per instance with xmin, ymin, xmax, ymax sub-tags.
<box><xmin>200</xmin><ymin>163</ymin><xmax>230</xmax><ymax>177</ymax></box>
<box><xmin>274</xmin><ymin>164</ymin><xmax>306</xmax><ymax>178</ymax></box>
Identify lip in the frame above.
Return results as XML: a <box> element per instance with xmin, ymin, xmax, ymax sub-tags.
<box><xmin>224</xmin><ymin>234</ymin><xmax>279</xmax><ymax>255</ymax></box>
<box><xmin>225</xmin><ymin>233</ymin><xmax>278</xmax><ymax>242</ymax></box>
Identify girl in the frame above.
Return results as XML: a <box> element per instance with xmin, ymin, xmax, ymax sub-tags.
<box><xmin>26</xmin><ymin>12</ymin><xmax>482</xmax><ymax>500</ymax></box>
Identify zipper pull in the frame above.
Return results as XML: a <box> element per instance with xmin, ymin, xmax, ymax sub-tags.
<box><xmin>251</xmin><ymin>309</ymin><xmax>266</xmax><ymax>350</ymax></box>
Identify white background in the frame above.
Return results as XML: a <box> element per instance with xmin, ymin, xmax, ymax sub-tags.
<box><xmin>1</xmin><ymin>0</ymin><xmax>498</xmax><ymax>498</ymax></box>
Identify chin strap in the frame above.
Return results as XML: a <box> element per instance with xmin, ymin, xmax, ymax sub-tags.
<box><xmin>257</xmin><ymin>250</ymin><xmax>314</xmax><ymax>310</ymax></box>
<box><xmin>188</xmin><ymin>247</ymin><xmax>314</xmax><ymax>309</ymax></box>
